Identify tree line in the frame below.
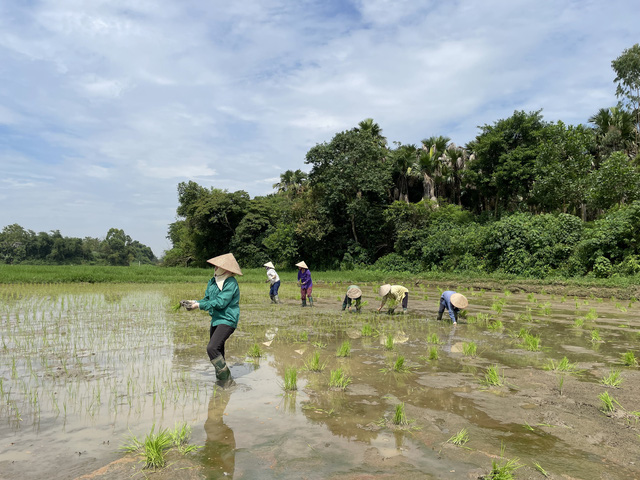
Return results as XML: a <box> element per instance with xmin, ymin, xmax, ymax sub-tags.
<box><xmin>163</xmin><ymin>45</ymin><xmax>640</xmax><ymax>279</ymax></box>
<box><xmin>0</xmin><ymin>224</ymin><xmax>157</xmax><ymax>266</ymax></box>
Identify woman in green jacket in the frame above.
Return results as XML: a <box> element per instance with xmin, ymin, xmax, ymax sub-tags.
<box><xmin>182</xmin><ymin>253</ymin><xmax>242</xmax><ymax>383</ymax></box>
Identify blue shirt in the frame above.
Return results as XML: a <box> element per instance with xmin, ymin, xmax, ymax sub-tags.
<box><xmin>440</xmin><ymin>290</ymin><xmax>459</xmax><ymax>323</ymax></box>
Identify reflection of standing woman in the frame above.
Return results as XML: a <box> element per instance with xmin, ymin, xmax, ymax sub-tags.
<box><xmin>263</xmin><ymin>261</ymin><xmax>280</xmax><ymax>304</ymax></box>
<box><xmin>296</xmin><ymin>261</ymin><xmax>313</xmax><ymax>307</ymax></box>
<box><xmin>203</xmin><ymin>389</ymin><xmax>235</xmax><ymax>476</ymax></box>
<box><xmin>183</xmin><ymin>253</ymin><xmax>242</xmax><ymax>383</ymax></box>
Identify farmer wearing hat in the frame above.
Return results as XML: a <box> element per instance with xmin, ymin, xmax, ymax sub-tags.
<box><xmin>181</xmin><ymin>253</ymin><xmax>242</xmax><ymax>384</ymax></box>
<box><xmin>342</xmin><ymin>285</ymin><xmax>362</xmax><ymax>313</ymax></box>
<box><xmin>377</xmin><ymin>284</ymin><xmax>409</xmax><ymax>314</ymax></box>
<box><xmin>296</xmin><ymin>261</ymin><xmax>313</xmax><ymax>307</ymax></box>
<box><xmin>264</xmin><ymin>261</ymin><xmax>280</xmax><ymax>304</ymax></box>
<box><xmin>437</xmin><ymin>290</ymin><xmax>468</xmax><ymax>325</ymax></box>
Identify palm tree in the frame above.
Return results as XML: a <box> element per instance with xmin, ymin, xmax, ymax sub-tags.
<box><xmin>273</xmin><ymin>169</ymin><xmax>308</xmax><ymax>195</ymax></box>
<box><xmin>441</xmin><ymin>144</ymin><xmax>468</xmax><ymax>205</ymax></box>
<box><xmin>589</xmin><ymin>106</ymin><xmax>636</xmax><ymax>161</ymax></box>
<box><xmin>357</xmin><ymin>118</ymin><xmax>387</xmax><ymax>147</ymax></box>
<box><xmin>391</xmin><ymin>144</ymin><xmax>419</xmax><ymax>203</ymax></box>
<box><xmin>419</xmin><ymin>135</ymin><xmax>450</xmax><ymax>202</ymax></box>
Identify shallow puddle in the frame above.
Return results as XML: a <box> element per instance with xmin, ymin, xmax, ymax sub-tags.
<box><xmin>1</xmin><ymin>282</ymin><xmax>639</xmax><ymax>479</ymax></box>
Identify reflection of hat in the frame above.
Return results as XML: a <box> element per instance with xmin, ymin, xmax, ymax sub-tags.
<box><xmin>346</xmin><ymin>286</ymin><xmax>362</xmax><ymax>299</ymax></box>
<box><xmin>263</xmin><ymin>261</ymin><xmax>275</xmax><ymax>269</ymax></box>
<box><xmin>451</xmin><ymin>293</ymin><xmax>468</xmax><ymax>309</ymax></box>
<box><xmin>207</xmin><ymin>253</ymin><xmax>243</xmax><ymax>275</ymax></box>
<box><xmin>295</xmin><ymin>261</ymin><xmax>308</xmax><ymax>269</ymax></box>
<box><xmin>379</xmin><ymin>284</ymin><xmax>391</xmax><ymax>296</ymax></box>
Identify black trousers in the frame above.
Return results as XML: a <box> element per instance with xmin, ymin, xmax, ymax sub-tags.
<box><xmin>207</xmin><ymin>324</ymin><xmax>235</xmax><ymax>360</ymax></box>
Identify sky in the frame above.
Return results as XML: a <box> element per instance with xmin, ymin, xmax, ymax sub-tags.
<box><xmin>1</xmin><ymin>0</ymin><xmax>638</xmax><ymax>258</ymax></box>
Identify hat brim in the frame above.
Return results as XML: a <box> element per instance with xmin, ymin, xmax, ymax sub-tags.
<box><xmin>346</xmin><ymin>287</ymin><xmax>362</xmax><ymax>299</ymax></box>
<box><xmin>206</xmin><ymin>253</ymin><xmax>243</xmax><ymax>275</ymax></box>
<box><xmin>450</xmin><ymin>293</ymin><xmax>468</xmax><ymax>309</ymax></box>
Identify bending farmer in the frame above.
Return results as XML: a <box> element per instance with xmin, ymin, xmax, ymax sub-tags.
<box><xmin>437</xmin><ymin>290</ymin><xmax>468</xmax><ymax>325</ymax></box>
<box><xmin>377</xmin><ymin>284</ymin><xmax>409</xmax><ymax>314</ymax></box>
<box><xmin>264</xmin><ymin>261</ymin><xmax>280</xmax><ymax>304</ymax></box>
<box><xmin>342</xmin><ymin>285</ymin><xmax>362</xmax><ymax>313</ymax></box>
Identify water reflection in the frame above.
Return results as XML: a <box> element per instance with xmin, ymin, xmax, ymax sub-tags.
<box><xmin>203</xmin><ymin>389</ymin><xmax>236</xmax><ymax>478</ymax></box>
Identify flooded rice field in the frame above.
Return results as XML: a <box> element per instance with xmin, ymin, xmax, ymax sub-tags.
<box><xmin>0</xmin><ymin>281</ymin><xmax>639</xmax><ymax>479</ymax></box>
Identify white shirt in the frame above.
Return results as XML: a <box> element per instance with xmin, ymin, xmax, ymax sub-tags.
<box><xmin>266</xmin><ymin>267</ymin><xmax>280</xmax><ymax>284</ymax></box>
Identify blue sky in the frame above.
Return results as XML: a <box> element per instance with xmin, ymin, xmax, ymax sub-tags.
<box><xmin>0</xmin><ymin>0</ymin><xmax>638</xmax><ymax>257</ymax></box>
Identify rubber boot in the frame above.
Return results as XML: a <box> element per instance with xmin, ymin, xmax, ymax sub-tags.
<box><xmin>402</xmin><ymin>308</ymin><xmax>408</xmax><ymax>314</ymax></box>
<box><xmin>436</xmin><ymin>311</ymin><xmax>443</xmax><ymax>321</ymax></box>
<box><xmin>269</xmin><ymin>294</ymin><xmax>275</xmax><ymax>303</ymax></box>
<box><xmin>274</xmin><ymin>295</ymin><xmax>279</xmax><ymax>304</ymax></box>
<box><xmin>211</xmin><ymin>355</ymin><xmax>231</xmax><ymax>382</ymax></box>
<box><xmin>301</xmin><ymin>298</ymin><xmax>307</xmax><ymax>307</ymax></box>
<box><xmin>308</xmin><ymin>296</ymin><xmax>314</xmax><ymax>307</ymax></box>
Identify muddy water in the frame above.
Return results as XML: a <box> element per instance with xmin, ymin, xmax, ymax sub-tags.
<box><xmin>0</xmin><ymin>282</ymin><xmax>639</xmax><ymax>479</ymax></box>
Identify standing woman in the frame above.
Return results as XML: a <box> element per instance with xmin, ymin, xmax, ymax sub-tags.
<box><xmin>296</xmin><ymin>261</ymin><xmax>313</xmax><ymax>307</ymax></box>
<box><xmin>183</xmin><ymin>253</ymin><xmax>242</xmax><ymax>383</ymax></box>
<box><xmin>264</xmin><ymin>261</ymin><xmax>280</xmax><ymax>304</ymax></box>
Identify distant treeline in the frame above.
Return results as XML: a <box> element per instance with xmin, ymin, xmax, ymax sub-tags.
<box><xmin>163</xmin><ymin>45</ymin><xmax>640</xmax><ymax>279</ymax></box>
<box><xmin>0</xmin><ymin>225</ymin><xmax>156</xmax><ymax>266</ymax></box>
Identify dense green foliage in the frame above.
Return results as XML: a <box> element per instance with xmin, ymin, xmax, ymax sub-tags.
<box><xmin>163</xmin><ymin>46</ymin><xmax>640</xmax><ymax>278</ymax></box>
<box><xmin>0</xmin><ymin>224</ymin><xmax>156</xmax><ymax>266</ymax></box>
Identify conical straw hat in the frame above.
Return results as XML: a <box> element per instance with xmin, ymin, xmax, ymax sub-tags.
<box><xmin>379</xmin><ymin>284</ymin><xmax>391</xmax><ymax>296</ymax></box>
<box><xmin>263</xmin><ymin>261</ymin><xmax>275</xmax><ymax>269</ymax></box>
<box><xmin>346</xmin><ymin>286</ymin><xmax>362</xmax><ymax>299</ymax></box>
<box><xmin>206</xmin><ymin>253</ymin><xmax>243</xmax><ymax>275</ymax></box>
<box><xmin>295</xmin><ymin>261</ymin><xmax>308</xmax><ymax>269</ymax></box>
<box><xmin>450</xmin><ymin>293</ymin><xmax>468</xmax><ymax>309</ymax></box>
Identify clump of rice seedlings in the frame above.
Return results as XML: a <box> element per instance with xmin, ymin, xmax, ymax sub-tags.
<box><xmin>486</xmin><ymin>457</ymin><xmax>522</xmax><ymax>479</ymax></box>
<box><xmin>312</xmin><ymin>341</ymin><xmax>327</xmax><ymax>349</ymax></box>
<box><xmin>590</xmin><ymin>329</ymin><xmax>601</xmax><ymax>343</ymax></box>
<box><xmin>599</xmin><ymin>391</ymin><xmax>618</xmax><ymax>413</ymax></box>
<box><xmin>427</xmin><ymin>333</ymin><xmax>441</xmax><ymax>344</ymax></box>
<box><xmin>304</xmin><ymin>351</ymin><xmax>326</xmax><ymax>372</ymax></box>
<box><xmin>539</xmin><ymin>302</ymin><xmax>551</xmax><ymax>315</ymax></box>
<box><xmin>544</xmin><ymin>356</ymin><xmax>577</xmax><ymax>372</ymax></box>
<box><xmin>503</xmin><ymin>289</ymin><xmax>512</xmax><ymax>297</ymax></box>
<box><xmin>122</xmin><ymin>423</ymin><xmax>199</xmax><ymax>469</ymax></box>
<box><xmin>491</xmin><ymin>299</ymin><xmax>505</xmax><ymax>315</ymax></box>
<box><xmin>299</xmin><ymin>331</ymin><xmax>309</xmax><ymax>341</ymax></box>
<box><xmin>428</xmin><ymin>346</ymin><xmax>439</xmax><ymax>361</ymax></box>
<box><xmin>473</xmin><ymin>313</ymin><xmax>491</xmax><ymax>326</ymax></box>
<box><xmin>488</xmin><ymin>320</ymin><xmax>503</xmax><ymax>331</ymax></box>
<box><xmin>384</xmin><ymin>334</ymin><xmax>395</xmax><ymax>350</ymax></box>
<box><xmin>336</xmin><ymin>340</ymin><xmax>351</xmax><ymax>357</ymax></box>
<box><xmin>447</xmin><ymin>428</ymin><xmax>469</xmax><ymax>446</ymax></box>
<box><xmin>521</xmin><ymin>332</ymin><xmax>541</xmax><ymax>351</ymax></box>
<box><xmin>514</xmin><ymin>312</ymin><xmax>532</xmax><ymax>322</ymax></box>
<box><xmin>527</xmin><ymin>293</ymin><xmax>537</xmax><ymax>303</ymax></box>
<box><xmin>392</xmin><ymin>356</ymin><xmax>410</xmax><ymax>373</ymax></box>
<box><xmin>533</xmin><ymin>461</ymin><xmax>550</xmax><ymax>477</ymax></box>
<box><xmin>482</xmin><ymin>365</ymin><xmax>503</xmax><ymax>386</ymax></box>
<box><xmin>392</xmin><ymin>403</ymin><xmax>409</xmax><ymax>426</ymax></box>
<box><xmin>361</xmin><ymin>323</ymin><xmax>374</xmax><ymax>337</ymax></box>
<box><xmin>584</xmin><ymin>308</ymin><xmax>598</xmax><ymax>321</ymax></box>
<box><xmin>573</xmin><ymin>317</ymin><xmax>585</xmax><ymax>328</ymax></box>
<box><xmin>463</xmin><ymin>341</ymin><xmax>477</xmax><ymax>357</ymax></box>
<box><xmin>621</xmin><ymin>351</ymin><xmax>637</xmax><ymax>366</ymax></box>
<box><xmin>283</xmin><ymin>367</ymin><xmax>298</xmax><ymax>391</ymax></box>
<box><xmin>328</xmin><ymin>368</ymin><xmax>351</xmax><ymax>390</ymax></box>
<box><xmin>170</xmin><ymin>423</ymin><xmax>200</xmax><ymax>454</ymax></box>
<box><xmin>601</xmin><ymin>368</ymin><xmax>623</xmax><ymax>388</ymax></box>
<box><xmin>247</xmin><ymin>343</ymin><xmax>263</xmax><ymax>358</ymax></box>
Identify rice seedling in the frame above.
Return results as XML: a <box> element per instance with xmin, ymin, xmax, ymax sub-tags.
<box><xmin>522</xmin><ymin>421</ymin><xmax>534</xmax><ymax>431</ymax></box>
<box><xmin>392</xmin><ymin>402</ymin><xmax>409</xmax><ymax>426</ymax></box>
<box><xmin>328</xmin><ymin>368</ymin><xmax>351</xmax><ymax>390</ymax></box>
<box><xmin>427</xmin><ymin>333</ymin><xmax>441</xmax><ymax>344</ymax></box>
<box><xmin>539</xmin><ymin>302</ymin><xmax>551</xmax><ymax>315</ymax></box>
<box><xmin>533</xmin><ymin>461</ymin><xmax>550</xmax><ymax>477</ymax></box>
<box><xmin>283</xmin><ymin>367</ymin><xmax>298</xmax><ymax>391</ymax></box>
<box><xmin>462</xmin><ymin>341</ymin><xmax>477</xmax><ymax>357</ymax></box>
<box><xmin>544</xmin><ymin>356</ymin><xmax>577</xmax><ymax>372</ymax></box>
<box><xmin>584</xmin><ymin>308</ymin><xmax>598</xmax><ymax>321</ymax></box>
<box><xmin>303</xmin><ymin>351</ymin><xmax>326</xmax><ymax>372</ymax></box>
<box><xmin>392</xmin><ymin>356</ymin><xmax>410</xmax><ymax>373</ymax></box>
<box><xmin>473</xmin><ymin>312</ymin><xmax>491</xmax><ymax>326</ymax></box>
<box><xmin>621</xmin><ymin>351</ymin><xmax>637</xmax><ymax>366</ymax></box>
<box><xmin>121</xmin><ymin>424</ymin><xmax>174</xmax><ymax>469</ymax></box>
<box><xmin>247</xmin><ymin>343</ymin><xmax>263</xmax><ymax>358</ymax></box>
<box><xmin>361</xmin><ymin>323</ymin><xmax>374</xmax><ymax>337</ymax></box>
<box><xmin>601</xmin><ymin>368</ymin><xmax>623</xmax><ymax>388</ymax></box>
<box><xmin>488</xmin><ymin>320</ymin><xmax>503</xmax><ymax>331</ymax></box>
<box><xmin>486</xmin><ymin>457</ymin><xmax>522</xmax><ymax>479</ymax></box>
<box><xmin>312</xmin><ymin>341</ymin><xmax>327</xmax><ymax>349</ymax></box>
<box><xmin>299</xmin><ymin>331</ymin><xmax>309</xmax><ymax>341</ymax></box>
<box><xmin>556</xmin><ymin>374</ymin><xmax>565</xmax><ymax>395</ymax></box>
<box><xmin>384</xmin><ymin>334</ymin><xmax>395</xmax><ymax>350</ymax></box>
<box><xmin>428</xmin><ymin>346</ymin><xmax>439</xmax><ymax>361</ymax></box>
<box><xmin>599</xmin><ymin>391</ymin><xmax>617</xmax><ymax>413</ymax></box>
<box><xmin>336</xmin><ymin>340</ymin><xmax>351</xmax><ymax>357</ymax></box>
<box><xmin>521</xmin><ymin>332</ymin><xmax>541</xmax><ymax>351</ymax></box>
<box><xmin>503</xmin><ymin>289</ymin><xmax>512</xmax><ymax>297</ymax></box>
<box><xmin>482</xmin><ymin>365</ymin><xmax>503</xmax><ymax>387</ymax></box>
<box><xmin>573</xmin><ymin>317</ymin><xmax>584</xmax><ymax>328</ymax></box>
<box><xmin>527</xmin><ymin>293</ymin><xmax>537</xmax><ymax>303</ymax></box>
<box><xmin>491</xmin><ymin>299</ymin><xmax>505</xmax><ymax>315</ymax></box>
<box><xmin>447</xmin><ymin>428</ymin><xmax>469</xmax><ymax>446</ymax></box>
<box><xmin>590</xmin><ymin>329</ymin><xmax>601</xmax><ymax>343</ymax></box>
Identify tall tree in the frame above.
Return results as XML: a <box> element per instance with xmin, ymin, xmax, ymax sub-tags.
<box><xmin>389</xmin><ymin>143</ymin><xmax>419</xmax><ymax>203</ymax></box>
<box><xmin>611</xmin><ymin>43</ymin><xmax>640</xmax><ymax>156</ymax></box>
<box><xmin>419</xmin><ymin>135</ymin><xmax>450</xmax><ymax>202</ymax></box>
<box><xmin>273</xmin><ymin>169</ymin><xmax>308</xmax><ymax>196</ymax></box>
<box><xmin>588</xmin><ymin>106</ymin><xmax>636</xmax><ymax>161</ymax></box>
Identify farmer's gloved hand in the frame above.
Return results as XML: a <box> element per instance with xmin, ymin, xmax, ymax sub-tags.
<box><xmin>180</xmin><ymin>300</ymin><xmax>199</xmax><ymax>310</ymax></box>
